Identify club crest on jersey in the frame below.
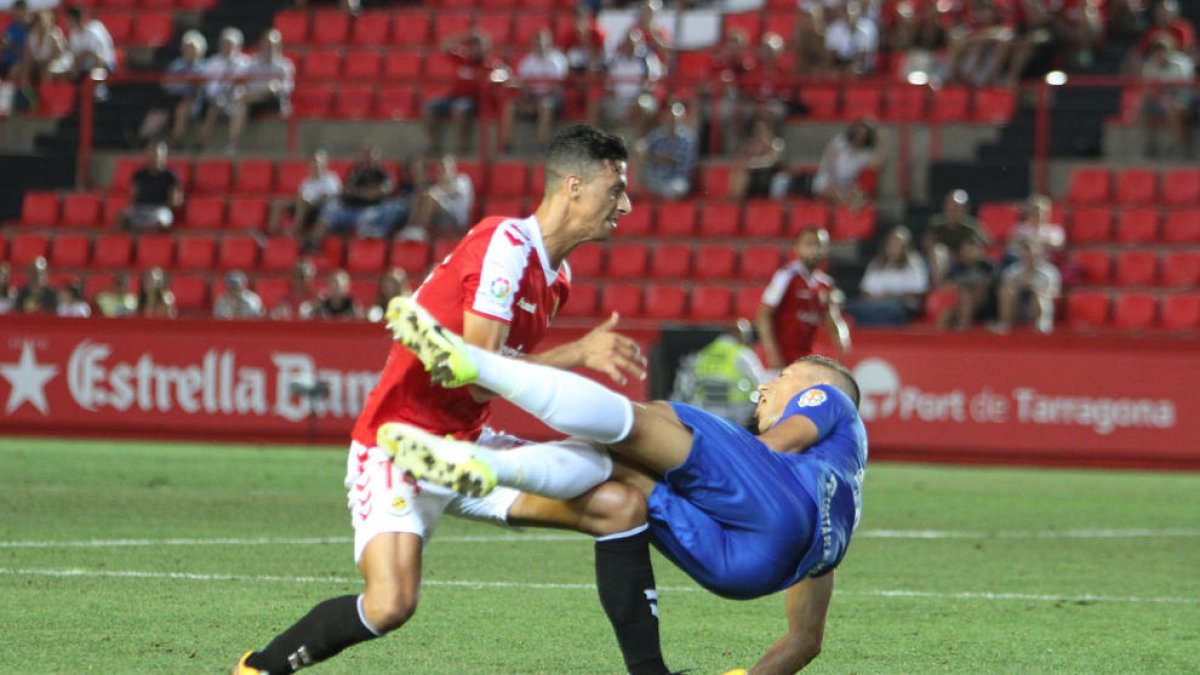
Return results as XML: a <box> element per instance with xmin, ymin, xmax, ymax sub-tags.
<box><xmin>797</xmin><ymin>388</ymin><xmax>827</xmax><ymax>407</ymax></box>
<box><xmin>489</xmin><ymin>277</ymin><xmax>512</xmax><ymax>300</ymax></box>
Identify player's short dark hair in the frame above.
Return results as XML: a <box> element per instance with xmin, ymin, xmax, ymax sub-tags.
<box><xmin>796</xmin><ymin>355</ymin><xmax>860</xmax><ymax>409</ymax></box>
<box><xmin>544</xmin><ymin>124</ymin><xmax>628</xmax><ymax>191</ymax></box>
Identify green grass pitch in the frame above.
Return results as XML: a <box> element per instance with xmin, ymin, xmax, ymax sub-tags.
<box><xmin>1</xmin><ymin>437</ymin><xmax>1198</xmax><ymax>674</ymax></box>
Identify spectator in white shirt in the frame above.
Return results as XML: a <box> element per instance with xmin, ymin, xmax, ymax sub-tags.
<box><xmin>408</xmin><ymin>154</ymin><xmax>475</xmax><ymax>239</ymax></box>
<box><xmin>593</xmin><ymin>28</ymin><xmax>662</xmax><ymax>134</ymax></box>
<box><xmin>847</xmin><ymin>226</ymin><xmax>929</xmax><ymax>326</ymax></box>
<box><xmin>213</xmin><ymin>270</ymin><xmax>265</xmax><ymax>319</ymax></box>
<box><xmin>811</xmin><ymin>119</ymin><xmax>881</xmax><ymax>206</ymax></box>
<box><xmin>65</xmin><ymin>7</ymin><xmax>115</xmax><ymax>88</ymax></box>
<box><xmin>501</xmin><ymin>29</ymin><xmax>568</xmax><ymax>152</ymax></box>
<box><xmin>197</xmin><ymin>27</ymin><xmax>252</xmax><ymax>151</ymax></box>
<box><xmin>824</xmin><ymin>0</ymin><xmax>879</xmax><ymax>75</ymax></box>
<box><xmin>1139</xmin><ymin>35</ymin><xmax>1196</xmax><ymax>158</ymax></box>
<box><xmin>227</xmin><ymin>29</ymin><xmax>294</xmax><ymax>154</ymax></box>
<box><xmin>1006</xmin><ymin>194</ymin><xmax>1065</xmax><ymax>267</ymax></box>
<box><xmin>271</xmin><ymin>149</ymin><xmax>342</xmax><ymax>234</ymax></box>
<box><xmin>993</xmin><ymin>236</ymin><xmax>1061</xmax><ymax>334</ymax></box>
<box><xmin>56</xmin><ymin>281</ymin><xmax>92</xmax><ymax>318</ymax></box>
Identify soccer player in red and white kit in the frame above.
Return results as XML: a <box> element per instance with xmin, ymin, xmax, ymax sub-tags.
<box><xmin>235</xmin><ymin>126</ymin><xmax>673</xmax><ymax>674</ymax></box>
<box><xmin>756</xmin><ymin>227</ymin><xmax>851</xmax><ymax>370</ymax></box>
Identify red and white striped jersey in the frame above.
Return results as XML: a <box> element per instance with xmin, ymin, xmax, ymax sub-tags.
<box><xmin>761</xmin><ymin>260</ymin><xmax>835</xmax><ymax>363</ymax></box>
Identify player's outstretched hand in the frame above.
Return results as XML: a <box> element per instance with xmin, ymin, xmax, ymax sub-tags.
<box><xmin>576</xmin><ymin>312</ymin><xmax>647</xmax><ymax>385</ymax></box>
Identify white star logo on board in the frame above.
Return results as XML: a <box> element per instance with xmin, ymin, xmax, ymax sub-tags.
<box><xmin>0</xmin><ymin>342</ymin><xmax>59</xmax><ymax>415</ymax></box>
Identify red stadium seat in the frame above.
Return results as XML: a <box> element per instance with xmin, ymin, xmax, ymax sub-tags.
<box><xmin>475</xmin><ymin>13</ymin><xmax>513</xmax><ymax>46</ymax></box>
<box><xmin>9</xmin><ymin>233</ymin><xmax>49</xmax><ymax>266</ymax></box>
<box><xmin>111</xmin><ymin>157</ymin><xmax>141</xmax><ymax>194</ymax></box>
<box><xmin>253</xmin><ymin>276</ymin><xmax>290</xmax><ymax>311</ymax></box>
<box><xmin>644</xmin><ymin>283</ymin><xmax>688</xmax><ymax>320</ymax></box>
<box><xmin>616</xmin><ymin>208</ymin><xmax>652</xmax><ymax>236</ymax></box>
<box><xmin>1069</xmin><ymin>249</ymin><xmax>1112</xmax><ymax>284</ymax></box>
<box><xmin>487</xmin><ymin>161</ymin><xmax>529</xmax><ymax>196</ymax></box>
<box><xmin>383</xmin><ymin>51</ymin><xmax>423</xmax><ymax>80</ymax></box>
<box><xmin>171</xmin><ymin>275</ymin><xmax>209</xmax><ymax>312</ymax></box>
<box><xmin>1161</xmin><ymin>251</ymin><xmax>1200</xmax><ymax>288</ymax></box>
<box><xmin>558</xmin><ymin>281</ymin><xmax>598</xmax><ymax>318</ymax></box>
<box><xmin>842</xmin><ymin>85</ymin><xmax>883</xmax><ymax>120</ymax></box>
<box><xmin>184</xmin><ymin>197</ymin><xmax>226</xmax><ymax>230</ymax></box>
<box><xmin>831</xmin><ymin>205</ymin><xmax>875</xmax><ymax>241</ymax></box>
<box><xmin>605</xmin><ymin>243</ymin><xmax>648</xmax><ymax>277</ymax></box>
<box><xmin>733</xmin><ymin>285</ymin><xmax>765</xmax><ymax>318</ymax></box>
<box><xmin>347</xmin><ymin>239</ymin><xmax>388</xmax><ymax>273</ymax></box>
<box><xmin>1066</xmin><ymin>167</ymin><xmax>1112</xmax><ymax>204</ymax></box>
<box><xmin>788</xmin><ymin>200</ymin><xmax>828</xmax><ymax>232</ymax></box>
<box><xmin>351</xmin><ymin>12</ymin><xmax>391</xmax><ymax>45</ymax></box>
<box><xmin>33</xmin><ymin>82</ymin><xmax>75</xmax><ymax>118</ymax></box>
<box><xmin>699</xmin><ymin>164</ymin><xmax>731</xmax><ymax>199</ymax></box>
<box><xmin>376</xmin><ymin>87</ymin><xmax>417</xmax><ymax>119</ymax></box>
<box><xmin>0</xmin><ymin>237</ymin><xmax>7</xmax><ymax>264</ymax></box>
<box><xmin>344</xmin><ymin>50</ymin><xmax>383</xmax><ymax>80</ymax></box>
<box><xmin>885</xmin><ymin>85</ymin><xmax>927</xmax><ymax>122</ymax></box>
<box><xmin>134</xmin><ymin>235</ymin><xmax>175</xmax><ymax>270</ymax></box>
<box><xmin>676</xmin><ymin>51</ymin><xmax>713</xmax><ymax>82</ymax></box>
<box><xmin>1114</xmin><ymin>168</ymin><xmax>1158</xmax><ymax>205</ymax></box>
<box><xmin>1113</xmin><ymin>250</ymin><xmax>1158</xmax><ymax>287</ymax></box>
<box><xmin>50</xmin><ymin>234</ymin><xmax>90</xmax><ymax>268</ymax></box>
<box><xmin>649</xmin><ymin>244</ymin><xmax>692</xmax><ymax>279</ymax></box>
<box><xmin>236</xmin><ymin>159</ymin><xmax>275</xmax><ymax>194</ymax></box>
<box><xmin>1162</xmin><ymin>209</ymin><xmax>1200</xmax><ymax>244</ymax></box>
<box><xmin>741</xmin><ymin>201</ymin><xmax>786</xmax><ymax>238</ymax></box>
<box><xmin>1112</xmin><ymin>292</ymin><xmax>1157</xmax><ymax>330</ymax></box>
<box><xmin>21</xmin><ymin>191</ymin><xmax>59</xmax><ymax>225</ymax></box>
<box><xmin>512</xmin><ymin>13</ymin><xmax>552</xmax><ymax>47</ymax></box>
<box><xmin>697</xmin><ymin>202</ymin><xmax>740</xmax><ymax>237</ymax></box>
<box><xmin>432</xmin><ymin>11</ymin><xmax>472</xmax><ymax>43</ymax></box>
<box><xmin>291</xmin><ymin>86</ymin><xmax>333</xmax><ymax>117</ymax></box>
<box><xmin>390</xmin><ymin>240</ymin><xmax>431</xmax><ymax>277</ymax></box>
<box><xmin>1160</xmin><ymin>294</ymin><xmax>1200</xmax><ymax>331</ymax></box>
<box><xmin>1066</xmin><ymin>291</ymin><xmax>1109</xmax><ymax>329</ymax></box>
<box><xmin>131</xmin><ymin>12</ymin><xmax>173</xmax><ymax>47</ymax></box>
<box><xmin>277</xmin><ymin>160</ymin><xmax>310</xmax><ymax>195</ymax></box>
<box><xmin>693</xmin><ymin>245</ymin><xmax>738</xmax><ymax>280</ymax></box>
<box><xmin>229</xmin><ymin>197</ymin><xmax>269</xmax><ymax>231</ymax></box>
<box><xmin>391</xmin><ymin>12</ymin><xmax>431</xmax><ymax>45</ymax></box>
<box><xmin>194</xmin><ymin>158</ymin><xmax>233</xmax><ymax>195</ymax></box>
<box><xmin>1115</xmin><ymin>207</ymin><xmax>1159</xmax><ymax>243</ymax></box>
<box><xmin>302</xmin><ymin>50</ymin><xmax>342</xmax><ymax>79</ymax></box>
<box><xmin>60</xmin><ymin>193</ymin><xmax>102</xmax><ymax>228</ymax></box>
<box><xmin>273</xmin><ymin>11</ymin><xmax>310</xmax><ymax>44</ymax></box>
<box><xmin>740</xmin><ymin>245</ymin><xmax>782</xmax><ymax>280</ymax></box>
<box><xmin>1068</xmin><ymin>207</ymin><xmax>1113</xmax><ymax>243</ymax></box>
<box><xmin>454</xmin><ymin>160</ymin><xmax>485</xmax><ymax>194</ymax></box>
<box><xmin>600</xmin><ymin>283</ymin><xmax>644</xmax><ymax>318</ymax></box>
<box><xmin>929</xmin><ymin>86</ymin><xmax>970</xmax><ymax>122</ymax></box>
<box><xmin>95</xmin><ymin>13</ymin><xmax>132</xmax><ymax>44</ymax></box>
<box><xmin>217</xmin><ymin>236</ymin><xmax>259</xmax><ymax>271</ymax></box>
<box><xmin>568</xmin><ymin>245</ymin><xmax>603</xmax><ymax>277</ymax></box>
<box><xmin>656</xmin><ymin>203</ymin><xmax>698</xmax><ymax>237</ymax></box>
<box><xmin>102</xmin><ymin>196</ymin><xmax>129</xmax><ymax>227</ymax></box>
<box><xmin>723</xmin><ymin>12</ymin><xmax>762</xmax><ymax>42</ymax></box>
<box><xmin>1162</xmin><ymin>168</ymin><xmax>1200</xmax><ymax>205</ymax></box>
<box><xmin>311</xmin><ymin>11</ymin><xmax>351</xmax><ymax>45</ymax></box>
<box><xmin>485</xmin><ymin>198</ymin><xmax>524</xmax><ymax>218</ymax></box>
<box><xmin>689</xmin><ymin>285</ymin><xmax>733</xmax><ymax>322</ymax></box>
<box><xmin>261</xmin><ymin>237</ymin><xmax>301</xmax><ymax>272</ymax></box>
<box><xmin>333</xmin><ymin>85</ymin><xmax>375</xmax><ymax>119</ymax></box>
<box><xmin>972</xmin><ymin>87</ymin><xmax>1015</xmax><ymax>123</ymax></box>
<box><xmin>92</xmin><ymin>234</ymin><xmax>133</xmax><ymax>269</ymax></box>
<box><xmin>176</xmin><ymin>235</ymin><xmax>217</xmax><ymax>271</ymax></box>
<box><xmin>797</xmin><ymin>85</ymin><xmax>839</xmax><ymax>120</ymax></box>
<box><xmin>977</xmin><ymin>202</ymin><xmax>1022</xmax><ymax>242</ymax></box>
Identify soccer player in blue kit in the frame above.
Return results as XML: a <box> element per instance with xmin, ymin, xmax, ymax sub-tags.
<box><xmin>379</xmin><ymin>297</ymin><xmax>868</xmax><ymax>674</ymax></box>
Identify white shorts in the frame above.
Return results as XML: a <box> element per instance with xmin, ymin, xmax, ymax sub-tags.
<box><xmin>344</xmin><ymin>429</ymin><xmax>525</xmax><ymax>563</ymax></box>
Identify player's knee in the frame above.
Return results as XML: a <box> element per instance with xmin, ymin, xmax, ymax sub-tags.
<box><xmin>593</xmin><ymin>481</ymin><xmax>647</xmax><ymax>535</ymax></box>
<box><xmin>362</xmin><ymin>586</ymin><xmax>418</xmax><ymax>632</ymax></box>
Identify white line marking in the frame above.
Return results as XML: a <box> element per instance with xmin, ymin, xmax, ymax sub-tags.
<box><xmin>2</xmin><ymin>528</ymin><xmax>1198</xmax><ymax>549</ymax></box>
<box><xmin>1</xmin><ymin>567</ymin><xmax>1196</xmax><ymax>606</ymax></box>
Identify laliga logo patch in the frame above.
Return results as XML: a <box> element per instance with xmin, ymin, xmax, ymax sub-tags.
<box><xmin>391</xmin><ymin>495</ymin><xmax>412</xmax><ymax>516</ymax></box>
<box><xmin>489</xmin><ymin>277</ymin><xmax>512</xmax><ymax>300</ymax></box>
<box><xmin>797</xmin><ymin>389</ymin><xmax>827</xmax><ymax>407</ymax></box>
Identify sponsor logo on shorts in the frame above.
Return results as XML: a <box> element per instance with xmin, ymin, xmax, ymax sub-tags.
<box><xmin>797</xmin><ymin>388</ymin><xmax>827</xmax><ymax>407</ymax></box>
<box><xmin>391</xmin><ymin>495</ymin><xmax>411</xmax><ymax>516</ymax></box>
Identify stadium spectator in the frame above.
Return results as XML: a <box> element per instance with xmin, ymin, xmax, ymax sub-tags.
<box><xmin>669</xmin><ymin>318</ymin><xmax>767</xmax><ymax>428</ymax></box>
<box><xmin>138</xmin><ymin>30</ymin><xmax>207</xmax><ymax>148</ymax></box>
<box><xmin>226</xmin><ymin>28</ymin><xmax>294</xmax><ymax>154</ymax></box>
<box><xmin>888</xmin><ymin>0</ymin><xmax>949</xmax><ymax>79</ymax></box>
<box><xmin>924</xmin><ymin>188</ymin><xmax>989</xmax><ymax>286</ymax></box>
<box><xmin>1137</xmin><ymin>35</ymin><xmax>1196</xmax><ymax>158</ymax></box>
<box><xmin>756</xmin><ymin>228</ymin><xmax>851</xmax><ymax>370</ymax></box>
<box><xmin>824</xmin><ymin>0</ymin><xmax>880</xmax><ymax>75</ymax></box>
<box><xmin>945</xmin><ymin>0</ymin><xmax>1015</xmax><ymax>85</ymax></box>
<box><xmin>312</xmin><ymin>146</ymin><xmax>406</xmax><ymax>242</ymax></box>
<box><xmin>634</xmin><ymin>100</ymin><xmax>697</xmax><ymax>200</ymax></box>
<box><xmin>13</xmin><ymin>256</ymin><xmax>56</xmax><ymax>314</ymax></box>
<box><xmin>367</xmin><ymin>267</ymin><xmax>411</xmax><ymax>322</ymax></box>
<box><xmin>0</xmin><ymin>262</ymin><xmax>13</xmax><ymax>314</ymax></box>
<box><xmin>65</xmin><ymin>7</ymin><xmax>115</xmax><ymax>89</ymax></box>
<box><xmin>138</xmin><ymin>268</ymin><xmax>177</xmax><ymax>318</ymax></box>
<box><xmin>407</xmin><ymin>154</ymin><xmax>475</xmax><ymax>238</ymax></box>
<box><xmin>704</xmin><ymin>29</ymin><xmax>755</xmax><ymax>134</ymax></box>
<box><xmin>313</xmin><ymin>269</ymin><xmax>362</xmax><ymax>320</ymax></box>
<box><xmin>56</xmin><ymin>281</ymin><xmax>91</xmax><ymax>318</ymax></box>
<box><xmin>270</xmin><ymin>259</ymin><xmax>319</xmax><ymax>320</ymax></box>
<box><xmin>811</xmin><ymin>119</ymin><xmax>881</xmax><ymax>206</ymax></box>
<box><xmin>742</xmin><ymin>32</ymin><xmax>793</xmax><ymax>126</ymax></box>
<box><xmin>196</xmin><ymin>27</ymin><xmax>251</xmax><ymax>152</ymax></box>
<box><xmin>560</xmin><ymin>5</ymin><xmax>606</xmax><ymax>74</ymax></box>
<box><xmin>729</xmin><ymin>117</ymin><xmax>786</xmax><ymax>201</ymax></box>
<box><xmin>593</xmin><ymin>28</ymin><xmax>662</xmax><ymax>133</ymax></box>
<box><xmin>846</xmin><ymin>225</ymin><xmax>929</xmax><ymax>326</ymax></box>
<box><xmin>1006</xmin><ymin>194</ymin><xmax>1065</xmax><ymax>265</ymax></box>
<box><xmin>938</xmin><ymin>236</ymin><xmax>997</xmax><ymax>330</ymax></box>
<box><xmin>501</xmin><ymin>29</ymin><xmax>568</xmax><ymax>153</ymax></box>
<box><xmin>1127</xmin><ymin>0</ymin><xmax>1196</xmax><ymax>73</ymax></box>
<box><xmin>17</xmin><ymin>10</ymin><xmax>70</xmax><ymax>94</ymax></box>
<box><xmin>0</xmin><ymin>1</ymin><xmax>30</xmax><ymax>81</ymax></box>
<box><xmin>627</xmin><ymin>0</ymin><xmax>672</xmax><ymax>60</ymax></box>
<box><xmin>421</xmin><ymin>30</ymin><xmax>507</xmax><ymax>155</ymax></box>
<box><xmin>270</xmin><ymin>149</ymin><xmax>341</xmax><ymax>234</ymax></box>
<box><xmin>120</xmin><ymin>142</ymin><xmax>183</xmax><ymax>231</ymax></box>
<box><xmin>94</xmin><ymin>273</ymin><xmax>138</xmax><ymax>318</ymax></box>
<box><xmin>214</xmin><ymin>270</ymin><xmax>265</xmax><ymax>319</ymax></box>
<box><xmin>992</xmin><ymin>236</ymin><xmax>1060</xmax><ymax>334</ymax></box>
<box><xmin>791</xmin><ymin>3</ymin><xmax>829</xmax><ymax>76</ymax></box>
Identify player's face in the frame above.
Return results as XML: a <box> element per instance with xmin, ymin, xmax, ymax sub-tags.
<box><xmin>754</xmin><ymin>364</ymin><xmax>815</xmax><ymax>432</ymax></box>
<box><xmin>795</xmin><ymin>230</ymin><xmax>828</xmax><ymax>269</ymax></box>
<box><xmin>576</xmin><ymin>160</ymin><xmax>631</xmax><ymax>241</ymax></box>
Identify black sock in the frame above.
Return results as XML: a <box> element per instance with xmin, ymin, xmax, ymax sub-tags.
<box><xmin>595</xmin><ymin>526</ymin><xmax>670</xmax><ymax>675</ymax></box>
<box><xmin>246</xmin><ymin>594</ymin><xmax>381</xmax><ymax>672</ymax></box>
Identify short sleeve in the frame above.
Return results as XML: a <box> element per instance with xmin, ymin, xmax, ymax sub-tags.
<box><xmin>468</xmin><ymin>223</ymin><xmax>532</xmax><ymax>324</ymax></box>
<box><xmin>760</xmin><ymin>267</ymin><xmax>793</xmax><ymax>308</ymax></box>
<box><xmin>778</xmin><ymin>384</ymin><xmax>853</xmax><ymax>442</ymax></box>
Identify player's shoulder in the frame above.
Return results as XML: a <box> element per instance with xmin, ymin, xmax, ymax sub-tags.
<box><xmin>812</xmin><ymin>269</ymin><xmax>836</xmax><ymax>287</ymax></box>
<box><xmin>787</xmin><ymin>383</ymin><xmax>855</xmax><ymax>418</ymax></box>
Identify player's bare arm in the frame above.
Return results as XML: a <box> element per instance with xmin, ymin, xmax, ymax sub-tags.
<box><xmin>755</xmin><ymin>302</ymin><xmax>785</xmax><ymax>370</ymax></box>
<box><xmin>529</xmin><ymin>312</ymin><xmax>647</xmax><ymax>384</ymax></box>
<box><xmin>825</xmin><ymin>303</ymin><xmax>851</xmax><ymax>354</ymax></box>
<box><xmin>756</xmin><ymin>415</ymin><xmax>820</xmax><ymax>454</ymax></box>
<box><xmin>744</xmin><ymin>573</ymin><xmax>834</xmax><ymax>674</ymax></box>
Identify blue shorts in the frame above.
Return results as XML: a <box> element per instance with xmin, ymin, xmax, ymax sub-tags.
<box><xmin>426</xmin><ymin>96</ymin><xmax>477</xmax><ymax>117</ymax></box>
<box><xmin>647</xmin><ymin>403</ymin><xmax>819</xmax><ymax>600</ymax></box>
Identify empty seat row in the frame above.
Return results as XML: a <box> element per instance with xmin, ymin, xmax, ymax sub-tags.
<box><xmin>1067</xmin><ymin>207</ymin><xmax>1200</xmax><ymax>244</ymax></box>
<box><xmin>71</xmin><ymin>0</ymin><xmax>217</xmax><ymax>10</ymax></box>
<box><xmin>558</xmin><ymin>282</ymin><xmax>767</xmax><ymax>323</ymax></box>
<box><xmin>1066</xmin><ymin>291</ymin><xmax>1200</xmax><ymax>332</ymax></box>
<box><xmin>1065</xmin><ymin>167</ymin><xmax>1200</xmax><ymax>206</ymax></box>
<box><xmin>274</xmin><ymin>7</ymin><xmax>571</xmax><ymax>50</ymax></box>
<box><xmin>568</xmin><ymin>242</ymin><xmax>791</xmax><ymax>281</ymax></box>
<box><xmin>790</xmin><ymin>84</ymin><xmax>1015</xmax><ymax>124</ymax></box>
<box><xmin>1070</xmin><ymin>248</ymin><xmax>1200</xmax><ymax>288</ymax></box>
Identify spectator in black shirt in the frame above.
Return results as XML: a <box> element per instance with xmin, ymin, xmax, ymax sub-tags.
<box><xmin>312</xmin><ymin>146</ymin><xmax>407</xmax><ymax>243</ymax></box>
<box><xmin>120</xmin><ymin>142</ymin><xmax>183</xmax><ymax>230</ymax></box>
<box><xmin>13</xmin><ymin>256</ymin><xmax>57</xmax><ymax>314</ymax></box>
<box><xmin>314</xmin><ymin>269</ymin><xmax>362</xmax><ymax>320</ymax></box>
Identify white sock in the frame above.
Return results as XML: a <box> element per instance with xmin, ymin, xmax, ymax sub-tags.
<box><xmin>479</xmin><ymin>439</ymin><xmax>612</xmax><ymax>499</ymax></box>
<box><xmin>466</xmin><ymin>345</ymin><xmax>635</xmax><ymax>445</ymax></box>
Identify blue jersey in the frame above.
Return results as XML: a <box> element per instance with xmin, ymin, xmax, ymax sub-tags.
<box><xmin>646</xmin><ymin>384</ymin><xmax>867</xmax><ymax>600</ymax></box>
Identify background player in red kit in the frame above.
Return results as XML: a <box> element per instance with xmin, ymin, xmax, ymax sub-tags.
<box><xmin>235</xmin><ymin>126</ymin><xmax>672</xmax><ymax>674</ymax></box>
<box><xmin>756</xmin><ymin>227</ymin><xmax>851</xmax><ymax>370</ymax></box>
